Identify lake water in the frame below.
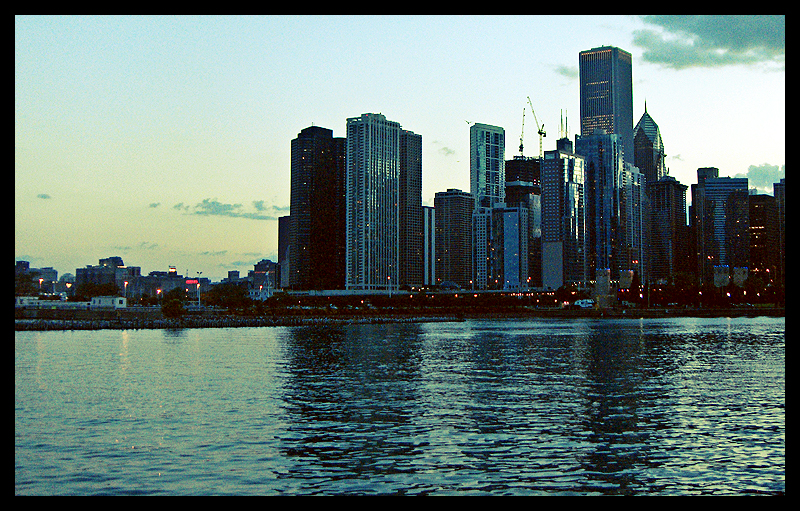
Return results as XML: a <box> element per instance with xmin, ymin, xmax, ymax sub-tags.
<box><xmin>15</xmin><ymin>316</ymin><xmax>785</xmax><ymax>495</ymax></box>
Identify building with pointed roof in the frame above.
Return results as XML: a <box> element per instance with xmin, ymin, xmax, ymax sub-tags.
<box><xmin>633</xmin><ymin>102</ymin><xmax>667</xmax><ymax>188</ymax></box>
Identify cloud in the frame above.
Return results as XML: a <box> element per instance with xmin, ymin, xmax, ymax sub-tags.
<box><xmin>554</xmin><ymin>65</ymin><xmax>578</xmax><ymax>80</ymax></box>
<box><xmin>36</xmin><ymin>193</ymin><xmax>51</xmax><ymax>199</ymax></box>
<box><xmin>149</xmin><ymin>202</ymin><xmax>161</xmax><ymax>208</ymax></box>
<box><xmin>734</xmin><ymin>163</ymin><xmax>785</xmax><ymax>193</ymax></box>
<box><xmin>431</xmin><ymin>140</ymin><xmax>456</xmax><ymax>157</ymax></box>
<box><xmin>173</xmin><ymin>198</ymin><xmax>281</xmax><ymax>220</ymax></box>
<box><xmin>633</xmin><ymin>15</ymin><xmax>785</xmax><ymax>70</ymax></box>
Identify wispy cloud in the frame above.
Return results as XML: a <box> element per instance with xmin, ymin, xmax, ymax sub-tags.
<box><xmin>633</xmin><ymin>15</ymin><xmax>785</xmax><ymax>70</ymax></box>
<box><xmin>554</xmin><ymin>65</ymin><xmax>578</xmax><ymax>80</ymax></box>
<box><xmin>36</xmin><ymin>193</ymin><xmax>51</xmax><ymax>199</ymax></box>
<box><xmin>149</xmin><ymin>202</ymin><xmax>161</xmax><ymax>208</ymax></box>
<box><xmin>431</xmin><ymin>140</ymin><xmax>456</xmax><ymax>157</ymax></box>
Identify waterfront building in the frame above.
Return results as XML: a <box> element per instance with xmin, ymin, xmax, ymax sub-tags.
<box><xmin>541</xmin><ymin>147</ymin><xmax>587</xmax><ymax>290</ymax></box>
<box><xmin>470</xmin><ymin>123</ymin><xmax>505</xmax><ymax>208</ymax></box>
<box><xmin>472</xmin><ymin>206</ymin><xmax>493</xmax><ymax>290</ymax></box>
<box><xmin>423</xmin><ymin>205</ymin><xmax>436</xmax><ymax>286</ymax></box>
<box><xmin>774</xmin><ymin>178</ymin><xmax>785</xmax><ymax>285</ymax></box>
<box><xmin>691</xmin><ymin>168</ymin><xmax>749</xmax><ymax>285</ymax></box>
<box><xmin>575</xmin><ymin>129</ymin><xmax>626</xmax><ymax>283</ymax></box>
<box><xmin>620</xmin><ymin>162</ymin><xmax>647</xmax><ymax>283</ymax></box>
<box><xmin>345</xmin><ymin>113</ymin><xmax>401</xmax><ymax>292</ymax></box>
<box><xmin>278</xmin><ymin>215</ymin><xmax>290</xmax><ymax>289</ymax></box>
<box><xmin>491</xmin><ymin>204</ymin><xmax>529</xmax><ymax>291</ymax></box>
<box><xmin>749</xmin><ymin>193</ymin><xmax>779</xmax><ymax>285</ymax></box>
<box><xmin>505</xmin><ymin>155</ymin><xmax>542</xmax><ymax>289</ymax></box>
<box><xmin>75</xmin><ymin>257</ymin><xmax>140</xmax><ymax>296</ymax></box>
<box><xmin>648</xmin><ymin>175</ymin><xmax>689</xmax><ymax>284</ymax></box>
<box><xmin>289</xmin><ymin>126</ymin><xmax>347</xmax><ymax>291</ymax></box>
<box><xmin>579</xmin><ymin>46</ymin><xmax>634</xmax><ymax>161</ymax></box>
<box><xmin>434</xmin><ymin>189</ymin><xmax>473</xmax><ymax>289</ymax></box>
<box><xmin>399</xmin><ymin>129</ymin><xmax>424</xmax><ymax>288</ymax></box>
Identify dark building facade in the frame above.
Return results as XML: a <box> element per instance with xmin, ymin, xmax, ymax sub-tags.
<box><xmin>579</xmin><ymin>46</ymin><xmax>634</xmax><ymax>162</ymax></box>
<box><xmin>690</xmin><ymin>168</ymin><xmax>750</xmax><ymax>285</ymax></box>
<box><xmin>434</xmin><ymin>189</ymin><xmax>473</xmax><ymax>289</ymax></box>
<box><xmin>399</xmin><ymin>129</ymin><xmax>423</xmax><ymax>288</ymax></box>
<box><xmin>774</xmin><ymin>178</ymin><xmax>785</xmax><ymax>285</ymax></box>
<box><xmin>648</xmin><ymin>176</ymin><xmax>689</xmax><ymax>284</ymax></box>
<box><xmin>505</xmin><ymin>155</ymin><xmax>542</xmax><ymax>288</ymax></box>
<box><xmin>289</xmin><ymin>126</ymin><xmax>346</xmax><ymax>290</ymax></box>
<box><xmin>749</xmin><ymin>194</ymin><xmax>779</xmax><ymax>285</ymax></box>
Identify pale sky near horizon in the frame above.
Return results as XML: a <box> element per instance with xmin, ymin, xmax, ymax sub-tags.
<box><xmin>16</xmin><ymin>15</ymin><xmax>785</xmax><ymax>282</ymax></box>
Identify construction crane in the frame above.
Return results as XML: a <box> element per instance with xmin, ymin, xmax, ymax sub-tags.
<box><xmin>527</xmin><ymin>96</ymin><xmax>546</xmax><ymax>159</ymax></box>
<box><xmin>518</xmin><ymin>107</ymin><xmax>525</xmax><ymax>156</ymax></box>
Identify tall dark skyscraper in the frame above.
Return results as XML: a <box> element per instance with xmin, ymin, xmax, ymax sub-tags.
<box><xmin>434</xmin><ymin>189</ymin><xmax>473</xmax><ymax>289</ymax></box>
<box><xmin>579</xmin><ymin>46</ymin><xmax>634</xmax><ymax>161</ymax></box>
<box><xmin>289</xmin><ymin>126</ymin><xmax>346</xmax><ymax>290</ymax></box>
<box><xmin>648</xmin><ymin>176</ymin><xmax>689</xmax><ymax>284</ymax></box>
<box><xmin>690</xmin><ymin>168</ymin><xmax>749</xmax><ymax>285</ymax></box>
<box><xmin>399</xmin><ymin>129</ymin><xmax>423</xmax><ymax>288</ymax></box>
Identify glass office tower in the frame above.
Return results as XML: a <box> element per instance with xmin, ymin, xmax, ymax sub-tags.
<box><xmin>470</xmin><ymin>123</ymin><xmax>505</xmax><ymax>208</ymax></box>
<box><xmin>579</xmin><ymin>46</ymin><xmax>634</xmax><ymax>162</ymax></box>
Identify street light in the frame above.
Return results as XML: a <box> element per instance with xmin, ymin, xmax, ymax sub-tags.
<box><xmin>196</xmin><ymin>272</ymin><xmax>202</xmax><ymax>307</ymax></box>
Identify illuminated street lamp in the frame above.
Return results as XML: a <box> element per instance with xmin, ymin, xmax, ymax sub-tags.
<box><xmin>196</xmin><ymin>272</ymin><xmax>202</xmax><ymax>307</ymax></box>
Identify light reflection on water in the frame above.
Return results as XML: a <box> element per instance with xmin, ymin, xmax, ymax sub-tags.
<box><xmin>15</xmin><ymin>317</ymin><xmax>784</xmax><ymax>495</ymax></box>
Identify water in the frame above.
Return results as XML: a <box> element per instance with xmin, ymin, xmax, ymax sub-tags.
<box><xmin>15</xmin><ymin>316</ymin><xmax>785</xmax><ymax>495</ymax></box>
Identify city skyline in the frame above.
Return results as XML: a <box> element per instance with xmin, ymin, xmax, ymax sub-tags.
<box><xmin>16</xmin><ymin>15</ymin><xmax>785</xmax><ymax>282</ymax></box>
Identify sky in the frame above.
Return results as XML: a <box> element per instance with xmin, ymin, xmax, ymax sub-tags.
<box><xmin>15</xmin><ymin>15</ymin><xmax>785</xmax><ymax>283</ymax></box>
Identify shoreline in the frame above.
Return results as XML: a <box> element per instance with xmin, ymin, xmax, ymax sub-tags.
<box><xmin>14</xmin><ymin>306</ymin><xmax>785</xmax><ymax>331</ymax></box>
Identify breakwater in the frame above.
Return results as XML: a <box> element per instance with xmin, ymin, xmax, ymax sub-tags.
<box><xmin>14</xmin><ymin>313</ymin><xmax>464</xmax><ymax>331</ymax></box>
<box><xmin>14</xmin><ymin>306</ymin><xmax>784</xmax><ymax>331</ymax></box>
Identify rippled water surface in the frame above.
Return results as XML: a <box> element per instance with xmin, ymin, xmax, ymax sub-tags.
<box><xmin>15</xmin><ymin>316</ymin><xmax>785</xmax><ymax>495</ymax></box>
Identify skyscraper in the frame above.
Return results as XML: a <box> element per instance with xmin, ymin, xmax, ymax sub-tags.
<box><xmin>541</xmin><ymin>147</ymin><xmax>587</xmax><ymax>290</ymax></box>
<box><xmin>648</xmin><ymin>176</ymin><xmax>689</xmax><ymax>284</ymax></box>
<box><xmin>579</xmin><ymin>46</ymin><xmax>634</xmax><ymax>161</ymax></box>
<box><xmin>289</xmin><ymin>126</ymin><xmax>346</xmax><ymax>290</ymax></box>
<box><xmin>490</xmin><ymin>204</ymin><xmax>529</xmax><ymax>291</ymax></box>
<box><xmin>399</xmin><ymin>129</ymin><xmax>423</xmax><ymax>288</ymax></box>
<box><xmin>505</xmin><ymin>155</ymin><xmax>542</xmax><ymax>288</ymax></box>
<box><xmin>435</xmin><ymin>189</ymin><xmax>473</xmax><ymax>289</ymax></box>
<box><xmin>423</xmin><ymin>205</ymin><xmax>436</xmax><ymax>286</ymax></box>
<box><xmin>633</xmin><ymin>103</ymin><xmax>667</xmax><ymax>187</ymax></box>
<box><xmin>774</xmin><ymin>178</ymin><xmax>785</xmax><ymax>285</ymax></box>
<box><xmin>575</xmin><ymin>129</ymin><xmax>625</xmax><ymax>282</ymax></box>
<box><xmin>691</xmin><ymin>169</ymin><xmax>749</xmax><ymax>285</ymax></box>
<box><xmin>749</xmin><ymin>193</ymin><xmax>779</xmax><ymax>285</ymax></box>
<box><xmin>345</xmin><ymin>113</ymin><xmax>401</xmax><ymax>291</ymax></box>
<box><xmin>470</xmin><ymin>123</ymin><xmax>505</xmax><ymax>208</ymax></box>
